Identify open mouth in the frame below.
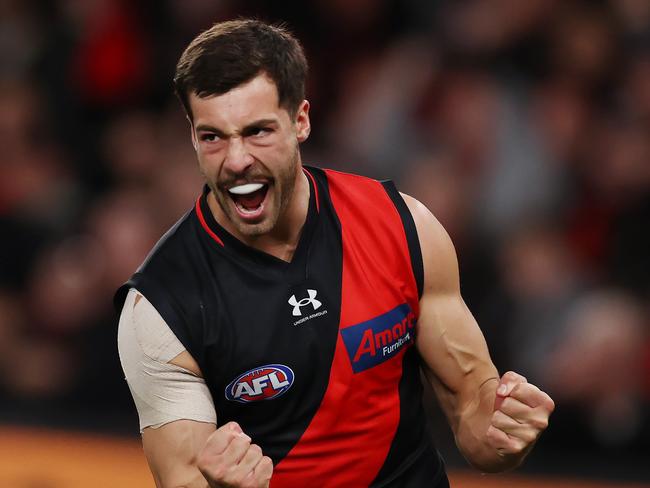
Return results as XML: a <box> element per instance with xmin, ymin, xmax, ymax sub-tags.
<box><xmin>227</xmin><ymin>182</ymin><xmax>269</xmax><ymax>219</ymax></box>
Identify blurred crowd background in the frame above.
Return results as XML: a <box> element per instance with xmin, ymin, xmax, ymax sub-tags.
<box><xmin>0</xmin><ymin>0</ymin><xmax>649</xmax><ymax>483</ymax></box>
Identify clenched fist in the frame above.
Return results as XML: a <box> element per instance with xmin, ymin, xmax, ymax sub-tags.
<box><xmin>198</xmin><ymin>422</ymin><xmax>273</xmax><ymax>488</ymax></box>
<box><xmin>487</xmin><ymin>371</ymin><xmax>555</xmax><ymax>457</ymax></box>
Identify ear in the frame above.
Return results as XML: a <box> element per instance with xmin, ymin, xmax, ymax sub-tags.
<box><xmin>295</xmin><ymin>100</ymin><xmax>311</xmax><ymax>143</ymax></box>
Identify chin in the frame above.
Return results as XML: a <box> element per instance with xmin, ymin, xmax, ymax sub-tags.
<box><xmin>233</xmin><ymin>217</ymin><xmax>276</xmax><ymax>238</ymax></box>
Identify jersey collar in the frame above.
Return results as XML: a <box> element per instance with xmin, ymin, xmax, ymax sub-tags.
<box><xmin>195</xmin><ymin>167</ymin><xmax>320</xmax><ymax>269</ymax></box>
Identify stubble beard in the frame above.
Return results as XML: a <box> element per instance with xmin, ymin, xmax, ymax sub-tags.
<box><xmin>210</xmin><ymin>147</ymin><xmax>300</xmax><ymax>238</ymax></box>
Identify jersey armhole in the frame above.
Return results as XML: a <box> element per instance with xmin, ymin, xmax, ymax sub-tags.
<box><xmin>380</xmin><ymin>180</ymin><xmax>424</xmax><ymax>299</ymax></box>
<box><xmin>115</xmin><ymin>273</ymin><xmax>199</xmax><ymax>364</ymax></box>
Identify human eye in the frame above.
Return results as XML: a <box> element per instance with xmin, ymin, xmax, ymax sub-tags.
<box><xmin>200</xmin><ymin>133</ymin><xmax>220</xmax><ymax>143</ymax></box>
<box><xmin>249</xmin><ymin>126</ymin><xmax>272</xmax><ymax>137</ymax></box>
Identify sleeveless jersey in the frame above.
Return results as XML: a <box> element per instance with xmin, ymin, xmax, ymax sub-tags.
<box><xmin>115</xmin><ymin>166</ymin><xmax>448</xmax><ymax>487</ymax></box>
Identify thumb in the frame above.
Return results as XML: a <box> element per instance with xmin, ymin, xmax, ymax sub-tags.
<box><xmin>493</xmin><ymin>371</ymin><xmax>527</xmax><ymax>411</ymax></box>
<box><xmin>493</xmin><ymin>384</ymin><xmax>506</xmax><ymax>411</ymax></box>
<box><xmin>226</xmin><ymin>421</ymin><xmax>243</xmax><ymax>434</ymax></box>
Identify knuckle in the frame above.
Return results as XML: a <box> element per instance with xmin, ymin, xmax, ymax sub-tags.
<box><xmin>218</xmin><ymin>422</ymin><xmax>236</xmax><ymax>434</ymax></box>
<box><xmin>502</xmin><ymin>371</ymin><xmax>516</xmax><ymax>382</ymax></box>
<box><xmin>512</xmin><ymin>439</ymin><xmax>529</xmax><ymax>454</ymax></box>
<box><xmin>523</xmin><ymin>383</ymin><xmax>539</xmax><ymax>395</ymax></box>
<box><xmin>491</xmin><ymin>416</ymin><xmax>505</xmax><ymax>431</ymax></box>
<box><xmin>515</xmin><ymin>438</ymin><xmax>529</xmax><ymax>453</ymax></box>
<box><xmin>494</xmin><ymin>409</ymin><xmax>508</xmax><ymax>424</ymax></box>
<box><xmin>260</xmin><ymin>455</ymin><xmax>274</xmax><ymax>470</ymax></box>
<box><xmin>499</xmin><ymin>397</ymin><xmax>518</xmax><ymax>415</ymax></box>
<box><xmin>486</xmin><ymin>425</ymin><xmax>502</xmax><ymax>444</ymax></box>
<box><xmin>206</xmin><ymin>429</ymin><xmax>225</xmax><ymax>446</ymax></box>
<box><xmin>521</xmin><ymin>429</ymin><xmax>537</xmax><ymax>444</ymax></box>
<box><xmin>532</xmin><ymin>415</ymin><xmax>549</xmax><ymax>431</ymax></box>
<box><xmin>503</xmin><ymin>436</ymin><xmax>526</xmax><ymax>454</ymax></box>
<box><xmin>505</xmin><ymin>370</ymin><xmax>526</xmax><ymax>382</ymax></box>
<box><xmin>511</xmin><ymin>382</ymin><xmax>528</xmax><ymax>395</ymax></box>
<box><xmin>500</xmin><ymin>396</ymin><xmax>512</xmax><ymax>409</ymax></box>
<box><xmin>544</xmin><ymin>396</ymin><xmax>556</xmax><ymax>413</ymax></box>
<box><xmin>491</xmin><ymin>408</ymin><xmax>503</xmax><ymax>421</ymax></box>
<box><xmin>489</xmin><ymin>415</ymin><xmax>499</xmax><ymax>429</ymax></box>
<box><xmin>233</xmin><ymin>434</ymin><xmax>252</xmax><ymax>448</ymax></box>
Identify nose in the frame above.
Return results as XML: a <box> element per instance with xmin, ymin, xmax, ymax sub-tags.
<box><xmin>223</xmin><ymin>136</ymin><xmax>254</xmax><ymax>175</ymax></box>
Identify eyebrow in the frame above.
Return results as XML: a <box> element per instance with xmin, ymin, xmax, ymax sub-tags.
<box><xmin>195</xmin><ymin>118</ymin><xmax>279</xmax><ymax>136</ymax></box>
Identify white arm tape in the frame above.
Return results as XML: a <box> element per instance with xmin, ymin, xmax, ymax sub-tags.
<box><xmin>117</xmin><ymin>288</ymin><xmax>217</xmax><ymax>432</ymax></box>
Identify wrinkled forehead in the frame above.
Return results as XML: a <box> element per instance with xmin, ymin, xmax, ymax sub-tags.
<box><xmin>189</xmin><ymin>74</ymin><xmax>290</xmax><ymax>130</ymax></box>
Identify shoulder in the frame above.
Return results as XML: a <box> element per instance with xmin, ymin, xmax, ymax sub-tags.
<box><xmin>118</xmin><ymin>288</ymin><xmax>202</xmax><ymax>375</ymax></box>
<box><xmin>399</xmin><ymin>193</ymin><xmax>445</xmax><ymax>241</ymax></box>
<box><xmin>113</xmin><ymin>207</ymin><xmax>202</xmax><ymax>321</ymax></box>
<box><xmin>320</xmin><ymin>168</ymin><xmax>402</xmax><ymax>211</ymax></box>
<box><xmin>399</xmin><ymin>192</ymin><xmax>460</xmax><ymax>294</ymax></box>
<box><xmin>318</xmin><ymin>167</ymin><xmax>383</xmax><ymax>189</ymax></box>
<box><xmin>140</xmin><ymin>208</ymin><xmax>198</xmax><ymax>269</ymax></box>
<box><xmin>128</xmin><ymin>207</ymin><xmax>203</xmax><ymax>290</ymax></box>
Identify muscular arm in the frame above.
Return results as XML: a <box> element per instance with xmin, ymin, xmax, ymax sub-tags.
<box><xmin>117</xmin><ymin>290</ymin><xmax>216</xmax><ymax>487</ymax></box>
<box><xmin>144</xmin><ymin>417</ymin><xmax>216</xmax><ymax>488</ymax></box>
<box><xmin>139</xmin><ymin>377</ymin><xmax>272</xmax><ymax>488</ymax></box>
<box><xmin>402</xmin><ymin>194</ymin><xmax>553</xmax><ymax>472</ymax></box>
<box><xmin>118</xmin><ymin>290</ymin><xmax>272</xmax><ymax>488</ymax></box>
<box><xmin>142</xmin><ymin>349</ymin><xmax>216</xmax><ymax>488</ymax></box>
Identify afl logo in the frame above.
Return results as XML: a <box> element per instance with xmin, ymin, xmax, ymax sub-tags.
<box><xmin>225</xmin><ymin>364</ymin><xmax>295</xmax><ymax>403</ymax></box>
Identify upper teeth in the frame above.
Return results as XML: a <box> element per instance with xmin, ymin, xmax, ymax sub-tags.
<box><xmin>228</xmin><ymin>183</ymin><xmax>265</xmax><ymax>195</ymax></box>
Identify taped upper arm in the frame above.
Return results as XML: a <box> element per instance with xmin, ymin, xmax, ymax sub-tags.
<box><xmin>117</xmin><ymin>288</ymin><xmax>217</xmax><ymax>432</ymax></box>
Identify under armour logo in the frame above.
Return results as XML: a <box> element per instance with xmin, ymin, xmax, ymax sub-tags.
<box><xmin>288</xmin><ymin>289</ymin><xmax>322</xmax><ymax>316</ymax></box>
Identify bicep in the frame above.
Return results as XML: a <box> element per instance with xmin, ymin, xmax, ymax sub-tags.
<box><xmin>402</xmin><ymin>194</ymin><xmax>497</xmax><ymax>427</ymax></box>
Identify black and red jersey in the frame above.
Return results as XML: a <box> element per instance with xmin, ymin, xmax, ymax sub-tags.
<box><xmin>115</xmin><ymin>166</ymin><xmax>449</xmax><ymax>487</ymax></box>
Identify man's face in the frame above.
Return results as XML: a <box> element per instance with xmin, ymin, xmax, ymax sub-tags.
<box><xmin>189</xmin><ymin>74</ymin><xmax>310</xmax><ymax>238</ymax></box>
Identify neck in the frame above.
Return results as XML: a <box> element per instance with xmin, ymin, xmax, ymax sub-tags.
<box><xmin>208</xmin><ymin>169</ymin><xmax>310</xmax><ymax>262</ymax></box>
